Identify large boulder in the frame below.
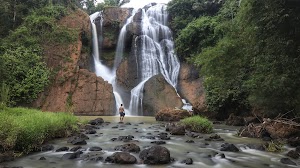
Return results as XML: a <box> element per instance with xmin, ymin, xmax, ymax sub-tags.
<box><xmin>177</xmin><ymin>63</ymin><xmax>207</xmax><ymax>115</ymax></box>
<box><xmin>105</xmin><ymin>152</ymin><xmax>137</xmax><ymax>164</ymax></box>
<box><xmin>155</xmin><ymin>108</ymin><xmax>191</xmax><ymax>121</ymax></box>
<box><xmin>139</xmin><ymin>146</ymin><xmax>171</xmax><ymax>164</ymax></box>
<box><xmin>114</xmin><ymin>143</ymin><xmax>140</xmax><ymax>153</ymax></box>
<box><xmin>143</xmin><ymin>75</ymin><xmax>183</xmax><ymax>116</ymax></box>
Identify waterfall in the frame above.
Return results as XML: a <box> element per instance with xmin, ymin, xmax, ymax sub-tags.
<box><xmin>90</xmin><ymin>12</ymin><xmax>114</xmax><ymax>83</ymax></box>
<box><xmin>127</xmin><ymin>4</ymin><xmax>180</xmax><ymax>115</ymax></box>
<box><xmin>90</xmin><ymin>3</ymin><xmax>180</xmax><ymax>116</ymax></box>
<box><xmin>90</xmin><ymin>12</ymin><xmax>123</xmax><ymax>115</ymax></box>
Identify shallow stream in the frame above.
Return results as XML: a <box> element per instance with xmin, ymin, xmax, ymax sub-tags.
<box><xmin>3</xmin><ymin>116</ymin><xmax>299</xmax><ymax>168</ymax></box>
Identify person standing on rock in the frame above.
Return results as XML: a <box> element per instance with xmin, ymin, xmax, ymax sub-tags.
<box><xmin>119</xmin><ymin>104</ymin><xmax>125</xmax><ymax>122</ymax></box>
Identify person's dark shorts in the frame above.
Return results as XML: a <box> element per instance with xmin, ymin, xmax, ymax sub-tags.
<box><xmin>120</xmin><ymin>112</ymin><xmax>125</xmax><ymax>117</ymax></box>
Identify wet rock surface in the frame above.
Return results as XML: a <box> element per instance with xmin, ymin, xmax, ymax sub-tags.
<box><xmin>105</xmin><ymin>152</ymin><xmax>137</xmax><ymax>164</ymax></box>
<box><xmin>139</xmin><ymin>146</ymin><xmax>171</xmax><ymax>164</ymax></box>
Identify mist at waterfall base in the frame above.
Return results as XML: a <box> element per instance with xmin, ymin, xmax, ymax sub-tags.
<box><xmin>90</xmin><ymin>3</ymin><xmax>189</xmax><ymax>116</ymax></box>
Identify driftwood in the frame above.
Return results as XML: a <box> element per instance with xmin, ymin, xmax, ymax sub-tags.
<box><xmin>239</xmin><ymin>117</ymin><xmax>300</xmax><ymax>139</ymax></box>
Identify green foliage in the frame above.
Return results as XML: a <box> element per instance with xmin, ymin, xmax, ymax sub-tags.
<box><xmin>180</xmin><ymin>115</ymin><xmax>213</xmax><ymax>133</ymax></box>
<box><xmin>0</xmin><ymin>5</ymin><xmax>80</xmax><ymax>105</ymax></box>
<box><xmin>0</xmin><ymin>107</ymin><xmax>78</xmax><ymax>153</ymax></box>
<box><xmin>0</xmin><ymin>83</ymin><xmax>10</xmax><ymax>109</ymax></box>
<box><xmin>167</xmin><ymin>0</ymin><xmax>223</xmax><ymax>36</ymax></box>
<box><xmin>175</xmin><ymin>16</ymin><xmax>221</xmax><ymax>59</ymax></box>
<box><xmin>264</xmin><ymin>141</ymin><xmax>283</xmax><ymax>153</ymax></box>
<box><xmin>175</xmin><ymin>0</ymin><xmax>300</xmax><ymax>117</ymax></box>
<box><xmin>1</xmin><ymin>47</ymin><xmax>50</xmax><ymax>105</ymax></box>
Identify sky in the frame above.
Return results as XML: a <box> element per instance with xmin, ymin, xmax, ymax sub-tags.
<box><xmin>97</xmin><ymin>0</ymin><xmax>171</xmax><ymax>9</ymax></box>
<box><xmin>122</xmin><ymin>0</ymin><xmax>171</xmax><ymax>8</ymax></box>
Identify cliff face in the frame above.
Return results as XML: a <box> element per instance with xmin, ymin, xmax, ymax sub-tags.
<box><xmin>33</xmin><ymin>9</ymin><xmax>116</xmax><ymax>115</ymax></box>
<box><xmin>177</xmin><ymin>63</ymin><xmax>207</xmax><ymax>114</ymax></box>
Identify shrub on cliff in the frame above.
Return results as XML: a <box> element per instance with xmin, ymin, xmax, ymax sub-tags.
<box><xmin>0</xmin><ymin>107</ymin><xmax>78</xmax><ymax>154</ymax></box>
<box><xmin>180</xmin><ymin>115</ymin><xmax>213</xmax><ymax>133</ymax></box>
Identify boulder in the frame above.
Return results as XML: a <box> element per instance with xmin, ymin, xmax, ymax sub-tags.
<box><xmin>287</xmin><ymin>137</ymin><xmax>300</xmax><ymax>147</ymax></box>
<box><xmin>220</xmin><ymin>143</ymin><xmax>239</xmax><ymax>152</ymax></box>
<box><xmin>150</xmin><ymin>141</ymin><xmax>166</xmax><ymax>145</ymax></box>
<box><xmin>155</xmin><ymin>108</ymin><xmax>191</xmax><ymax>121</ymax></box>
<box><xmin>205</xmin><ymin>134</ymin><xmax>224</xmax><ymax>141</ymax></box>
<box><xmin>67</xmin><ymin>133</ymin><xmax>89</xmax><ymax>145</ymax></box>
<box><xmin>105</xmin><ymin>152</ymin><xmax>137</xmax><ymax>164</ymax></box>
<box><xmin>143</xmin><ymin>75</ymin><xmax>183</xmax><ymax>116</ymax></box>
<box><xmin>286</xmin><ymin>150</ymin><xmax>299</xmax><ymax>159</ymax></box>
<box><xmin>114</xmin><ymin>143</ymin><xmax>140</xmax><ymax>153</ymax></box>
<box><xmin>139</xmin><ymin>146</ymin><xmax>171</xmax><ymax>164</ymax></box>
<box><xmin>89</xmin><ymin>146</ymin><xmax>102</xmax><ymax>151</ymax></box>
<box><xmin>40</xmin><ymin>144</ymin><xmax>54</xmax><ymax>151</ymax></box>
<box><xmin>62</xmin><ymin>151</ymin><xmax>81</xmax><ymax>160</ymax></box>
<box><xmin>177</xmin><ymin>63</ymin><xmax>207</xmax><ymax>115</ymax></box>
<box><xmin>88</xmin><ymin>118</ymin><xmax>104</xmax><ymax>125</ymax></box>
<box><xmin>280</xmin><ymin>158</ymin><xmax>297</xmax><ymax>166</ymax></box>
<box><xmin>56</xmin><ymin>147</ymin><xmax>69</xmax><ymax>152</ymax></box>
<box><xmin>181</xmin><ymin>158</ymin><xmax>193</xmax><ymax>165</ymax></box>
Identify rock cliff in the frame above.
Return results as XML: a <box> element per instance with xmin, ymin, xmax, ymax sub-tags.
<box><xmin>177</xmin><ymin>63</ymin><xmax>207</xmax><ymax>114</ymax></box>
<box><xmin>33</xmin><ymin>9</ymin><xmax>116</xmax><ymax>115</ymax></box>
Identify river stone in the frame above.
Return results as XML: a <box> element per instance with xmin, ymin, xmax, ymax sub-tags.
<box><xmin>150</xmin><ymin>141</ymin><xmax>166</xmax><ymax>145</ymax></box>
<box><xmin>181</xmin><ymin>158</ymin><xmax>193</xmax><ymax>165</ymax></box>
<box><xmin>117</xmin><ymin>135</ymin><xmax>134</xmax><ymax>142</ymax></box>
<box><xmin>287</xmin><ymin>137</ymin><xmax>300</xmax><ymax>147</ymax></box>
<box><xmin>56</xmin><ymin>147</ymin><xmax>69</xmax><ymax>152</ymax></box>
<box><xmin>220</xmin><ymin>143</ymin><xmax>239</xmax><ymax>152</ymax></box>
<box><xmin>89</xmin><ymin>146</ymin><xmax>102</xmax><ymax>151</ymax></box>
<box><xmin>296</xmin><ymin>146</ymin><xmax>300</xmax><ymax>153</ymax></box>
<box><xmin>67</xmin><ymin>133</ymin><xmax>89</xmax><ymax>145</ymax></box>
<box><xmin>70</xmin><ymin>146</ymin><xmax>82</xmax><ymax>152</ymax></box>
<box><xmin>41</xmin><ymin>144</ymin><xmax>54</xmax><ymax>151</ymax></box>
<box><xmin>114</xmin><ymin>143</ymin><xmax>140</xmax><ymax>153</ymax></box>
<box><xmin>39</xmin><ymin>157</ymin><xmax>46</xmax><ymax>160</ymax></box>
<box><xmin>139</xmin><ymin>146</ymin><xmax>171</xmax><ymax>164</ymax></box>
<box><xmin>280</xmin><ymin>158</ymin><xmax>297</xmax><ymax>165</ymax></box>
<box><xmin>205</xmin><ymin>134</ymin><xmax>224</xmax><ymax>141</ymax></box>
<box><xmin>157</xmin><ymin>132</ymin><xmax>171</xmax><ymax>140</ymax></box>
<box><xmin>62</xmin><ymin>151</ymin><xmax>81</xmax><ymax>160</ymax></box>
<box><xmin>89</xmin><ymin>118</ymin><xmax>104</xmax><ymax>125</ymax></box>
<box><xmin>170</xmin><ymin>125</ymin><xmax>186</xmax><ymax>135</ymax></box>
<box><xmin>105</xmin><ymin>152</ymin><xmax>137</xmax><ymax>164</ymax></box>
<box><xmin>85</xmin><ymin>129</ymin><xmax>97</xmax><ymax>134</ymax></box>
<box><xmin>286</xmin><ymin>150</ymin><xmax>299</xmax><ymax>159</ymax></box>
<box><xmin>186</xmin><ymin>140</ymin><xmax>195</xmax><ymax>143</ymax></box>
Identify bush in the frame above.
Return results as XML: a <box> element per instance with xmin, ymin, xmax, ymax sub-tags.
<box><xmin>180</xmin><ymin>115</ymin><xmax>213</xmax><ymax>133</ymax></box>
<box><xmin>0</xmin><ymin>107</ymin><xmax>78</xmax><ymax>153</ymax></box>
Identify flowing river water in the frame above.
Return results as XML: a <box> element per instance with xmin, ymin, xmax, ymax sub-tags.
<box><xmin>2</xmin><ymin>116</ymin><xmax>299</xmax><ymax>168</ymax></box>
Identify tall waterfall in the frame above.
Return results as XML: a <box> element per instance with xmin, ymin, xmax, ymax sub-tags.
<box><xmin>90</xmin><ymin>12</ymin><xmax>125</xmax><ymax>115</ymax></box>
<box><xmin>90</xmin><ymin>12</ymin><xmax>114</xmax><ymax>83</ymax></box>
<box><xmin>127</xmin><ymin>4</ymin><xmax>180</xmax><ymax>115</ymax></box>
<box><xmin>90</xmin><ymin>3</ymin><xmax>180</xmax><ymax>116</ymax></box>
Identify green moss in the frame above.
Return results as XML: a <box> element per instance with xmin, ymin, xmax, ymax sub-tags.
<box><xmin>180</xmin><ymin>115</ymin><xmax>213</xmax><ymax>133</ymax></box>
<box><xmin>0</xmin><ymin>107</ymin><xmax>78</xmax><ymax>153</ymax></box>
<box><xmin>102</xmin><ymin>50</ymin><xmax>116</xmax><ymax>61</ymax></box>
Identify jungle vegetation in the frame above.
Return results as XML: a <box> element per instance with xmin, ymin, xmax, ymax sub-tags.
<box><xmin>168</xmin><ymin>0</ymin><xmax>300</xmax><ymax>118</ymax></box>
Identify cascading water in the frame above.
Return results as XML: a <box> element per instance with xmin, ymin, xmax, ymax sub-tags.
<box><xmin>90</xmin><ymin>12</ymin><xmax>114</xmax><ymax>83</ymax></box>
<box><xmin>127</xmin><ymin>4</ymin><xmax>180</xmax><ymax>115</ymax></box>
<box><xmin>90</xmin><ymin>12</ymin><xmax>125</xmax><ymax>115</ymax></box>
<box><xmin>90</xmin><ymin>3</ymin><xmax>180</xmax><ymax>116</ymax></box>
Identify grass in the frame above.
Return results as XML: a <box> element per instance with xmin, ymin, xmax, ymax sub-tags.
<box><xmin>0</xmin><ymin>107</ymin><xmax>78</xmax><ymax>154</ymax></box>
<box><xmin>180</xmin><ymin>115</ymin><xmax>213</xmax><ymax>133</ymax></box>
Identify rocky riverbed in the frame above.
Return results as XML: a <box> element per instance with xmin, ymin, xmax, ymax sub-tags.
<box><xmin>1</xmin><ymin>116</ymin><xmax>299</xmax><ymax>168</ymax></box>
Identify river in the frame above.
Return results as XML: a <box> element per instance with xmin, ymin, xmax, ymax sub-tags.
<box><xmin>3</xmin><ymin>116</ymin><xmax>298</xmax><ymax>168</ymax></box>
